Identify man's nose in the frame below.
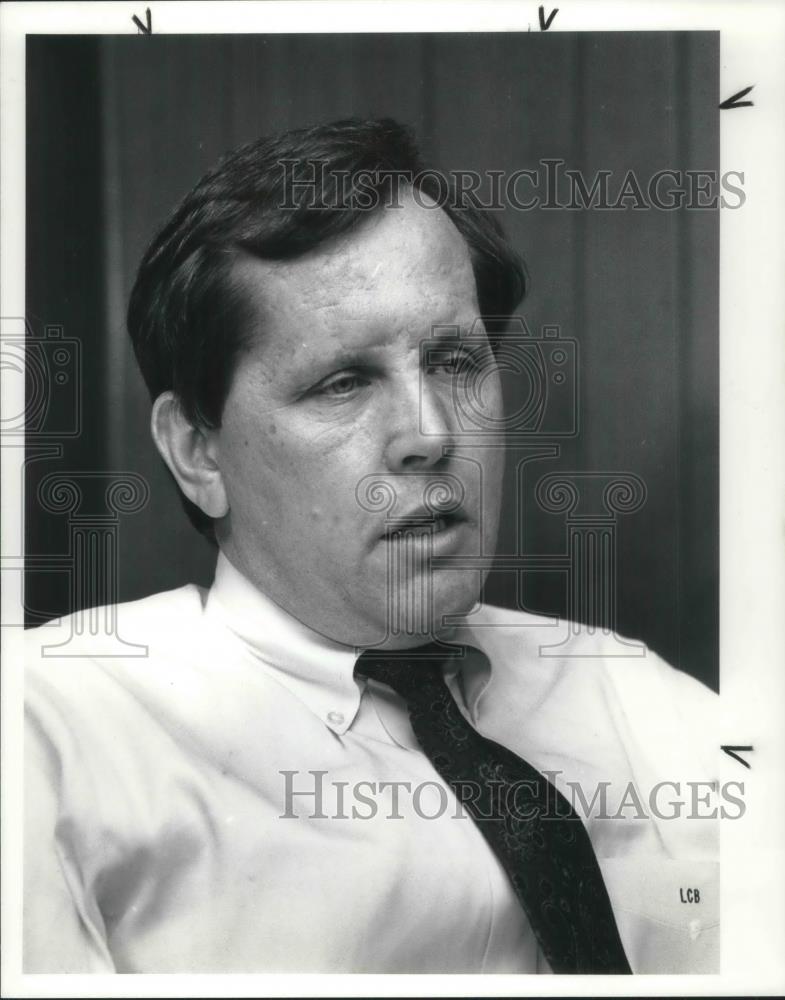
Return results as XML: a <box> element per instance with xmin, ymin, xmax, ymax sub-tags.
<box><xmin>383</xmin><ymin>376</ymin><xmax>454</xmax><ymax>472</ymax></box>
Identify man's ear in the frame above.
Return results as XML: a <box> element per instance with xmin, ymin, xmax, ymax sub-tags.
<box><xmin>150</xmin><ymin>391</ymin><xmax>229</xmax><ymax>519</ymax></box>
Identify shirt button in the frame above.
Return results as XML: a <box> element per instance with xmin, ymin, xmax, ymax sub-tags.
<box><xmin>327</xmin><ymin>710</ymin><xmax>345</xmax><ymax>725</ymax></box>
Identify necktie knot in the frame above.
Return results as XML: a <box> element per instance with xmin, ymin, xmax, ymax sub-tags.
<box><xmin>354</xmin><ymin>641</ymin><xmax>469</xmax><ymax>698</ymax></box>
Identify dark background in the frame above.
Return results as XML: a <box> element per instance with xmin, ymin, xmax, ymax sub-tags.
<box><xmin>25</xmin><ymin>32</ymin><xmax>719</xmax><ymax>689</ymax></box>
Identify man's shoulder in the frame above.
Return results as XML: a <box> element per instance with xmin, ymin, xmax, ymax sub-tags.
<box><xmin>467</xmin><ymin>603</ymin><xmax>719</xmax><ymax>791</ymax></box>
<box><xmin>24</xmin><ymin>583</ymin><xmax>210</xmax><ymax>700</ymax></box>
<box><xmin>24</xmin><ymin>583</ymin><xmax>225</xmax><ymax>765</ymax></box>
<box><xmin>26</xmin><ymin>583</ymin><xmax>207</xmax><ymax>650</ymax></box>
<box><xmin>464</xmin><ymin>601</ymin><xmax>716</xmax><ymax>721</ymax></box>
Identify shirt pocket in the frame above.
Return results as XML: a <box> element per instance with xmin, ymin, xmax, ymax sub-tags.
<box><xmin>600</xmin><ymin>858</ymin><xmax>719</xmax><ymax>974</ymax></box>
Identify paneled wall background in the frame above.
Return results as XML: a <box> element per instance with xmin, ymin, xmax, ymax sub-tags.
<box><xmin>26</xmin><ymin>33</ymin><xmax>719</xmax><ymax>688</ymax></box>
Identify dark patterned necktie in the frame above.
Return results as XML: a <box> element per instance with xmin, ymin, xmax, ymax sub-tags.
<box><xmin>354</xmin><ymin>641</ymin><xmax>632</xmax><ymax>974</ymax></box>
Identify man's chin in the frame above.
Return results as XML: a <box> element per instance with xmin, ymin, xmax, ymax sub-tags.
<box><xmin>359</xmin><ymin>570</ymin><xmax>484</xmax><ymax>651</ymax></box>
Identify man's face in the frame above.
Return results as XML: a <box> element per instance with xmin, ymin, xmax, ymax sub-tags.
<box><xmin>213</xmin><ymin>192</ymin><xmax>505</xmax><ymax>647</ymax></box>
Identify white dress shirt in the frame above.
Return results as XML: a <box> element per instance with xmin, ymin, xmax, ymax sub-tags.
<box><xmin>24</xmin><ymin>552</ymin><xmax>719</xmax><ymax>974</ymax></box>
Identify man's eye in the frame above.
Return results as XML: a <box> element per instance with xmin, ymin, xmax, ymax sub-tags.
<box><xmin>316</xmin><ymin>373</ymin><xmax>367</xmax><ymax>397</ymax></box>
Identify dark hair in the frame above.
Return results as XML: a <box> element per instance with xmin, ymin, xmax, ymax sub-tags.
<box><xmin>127</xmin><ymin>118</ymin><xmax>526</xmax><ymax>537</ymax></box>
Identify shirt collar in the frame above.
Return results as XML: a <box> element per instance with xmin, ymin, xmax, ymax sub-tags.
<box><xmin>206</xmin><ymin>552</ymin><xmax>362</xmax><ymax>735</ymax></box>
<box><xmin>205</xmin><ymin>551</ymin><xmax>494</xmax><ymax>734</ymax></box>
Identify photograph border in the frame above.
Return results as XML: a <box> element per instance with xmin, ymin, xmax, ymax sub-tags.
<box><xmin>2</xmin><ymin>1</ymin><xmax>784</xmax><ymax>996</ymax></box>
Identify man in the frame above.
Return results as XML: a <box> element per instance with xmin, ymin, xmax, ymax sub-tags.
<box><xmin>25</xmin><ymin>119</ymin><xmax>719</xmax><ymax>974</ymax></box>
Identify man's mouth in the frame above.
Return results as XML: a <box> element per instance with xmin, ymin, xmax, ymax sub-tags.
<box><xmin>381</xmin><ymin>508</ymin><xmax>467</xmax><ymax>541</ymax></box>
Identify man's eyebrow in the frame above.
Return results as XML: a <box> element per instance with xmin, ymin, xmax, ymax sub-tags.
<box><xmin>292</xmin><ymin>320</ymin><xmax>481</xmax><ymax>383</ymax></box>
<box><xmin>427</xmin><ymin>322</ymin><xmax>479</xmax><ymax>341</ymax></box>
<box><xmin>318</xmin><ymin>350</ymin><xmax>369</xmax><ymax>372</ymax></box>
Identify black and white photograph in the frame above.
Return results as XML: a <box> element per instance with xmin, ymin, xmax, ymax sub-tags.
<box><xmin>1</xmin><ymin>1</ymin><xmax>783</xmax><ymax>995</ymax></box>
